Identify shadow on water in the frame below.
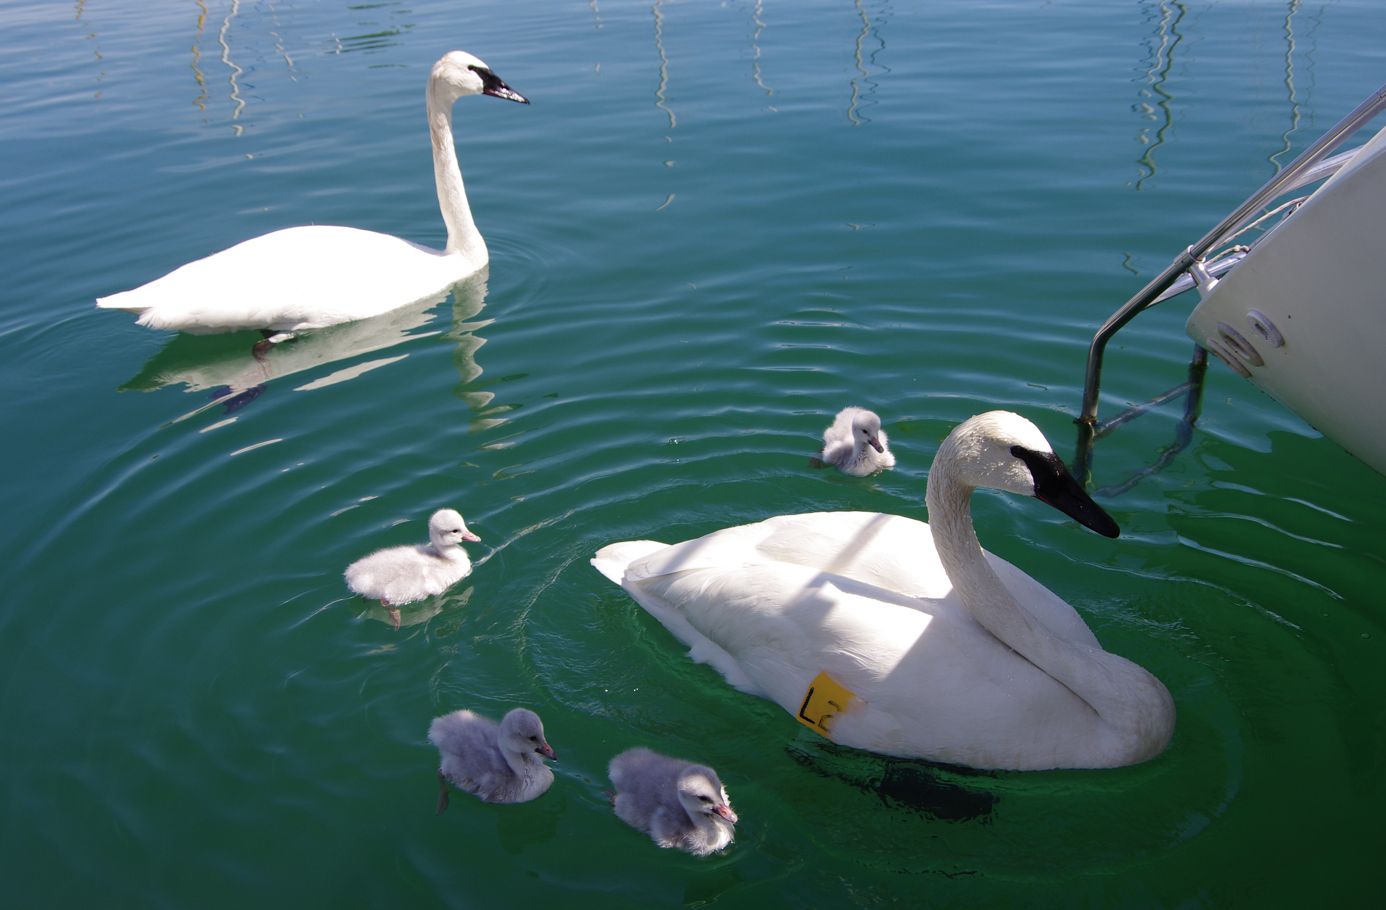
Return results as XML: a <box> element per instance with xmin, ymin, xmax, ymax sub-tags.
<box><xmin>787</xmin><ymin>738</ymin><xmax>998</xmax><ymax>823</ymax></box>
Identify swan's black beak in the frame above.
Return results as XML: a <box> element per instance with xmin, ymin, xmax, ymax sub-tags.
<box><xmin>476</xmin><ymin>67</ymin><xmax>530</xmax><ymax>104</ymax></box>
<box><xmin>868</xmin><ymin>436</ymin><xmax>884</xmax><ymax>453</ymax></box>
<box><xmin>1011</xmin><ymin>445</ymin><xmax>1120</xmax><ymax>538</ymax></box>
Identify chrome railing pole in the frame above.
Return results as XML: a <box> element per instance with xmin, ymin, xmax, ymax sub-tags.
<box><xmin>1076</xmin><ymin>83</ymin><xmax>1386</xmax><ymax>428</ymax></box>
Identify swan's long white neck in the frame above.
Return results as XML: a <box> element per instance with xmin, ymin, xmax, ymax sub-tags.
<box><xmin>925</xmin><ymin>440</ymin><xmax>1175</xmax><ymax>764</ymax></box>
<box><xmin>427</xmin><ymin>85</ymin><xmax>487</xmax><ymax>267</ymax></box>
<box><xmin>926</xmin><ymin>460</ymin><xmax>1061</xmax><ymax>672</ymax></box>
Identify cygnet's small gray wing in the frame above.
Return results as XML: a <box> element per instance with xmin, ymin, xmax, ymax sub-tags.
<box><xmin>609</xmin><ymin>747</ymin><xmax>689</xmax><ymax>834</ymax></box>
<box><xmin>429</xmin><ymin>711</ymin><xmax>512</xmax><ymax>801</ymax></box>
<box><xmin>345</xmin><ymin>544</ymin><xmax>425</xmax><ymax>600</ymax></box>
<box><xmin>820</xmin><ymin>410</ymin><xmax>858</xmax><ymax>466</ymax></box>
<box><xmin>345</xmin><ymin>544</ymin><xmax>458</xmax><ymax>604</ymax></box>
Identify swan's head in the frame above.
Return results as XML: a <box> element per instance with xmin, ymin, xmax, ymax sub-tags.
<box><xmin>936</xmin><ymin>411</ymin><xmax>1119</xmax><ymax>538</ymax></box>
<box><xmin>428</xmin><ymin>509</ymin><xmax>481</xmax><ymax>547</ymax></box>
<box><xmin>498</xmin><ymin>708</ymin><xmax>557</xmax><ymax>761</ymax></box>
<box><xmin>848</xmin><ymin>408</ymin><xmax>887</xmax><ymax>454</ymax></box>
<box><xmin>676</xmin><ymin>765</ymin><xmax>738</xmax><ymax>825</ymax></box>
<box><xmin>430</xmin><ymin>51</ymin><xmax>530</xmax><ymax>106</ymax></box>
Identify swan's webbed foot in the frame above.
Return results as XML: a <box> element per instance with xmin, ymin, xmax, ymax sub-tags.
<box><xmin>251</xmin><ymin>331</ymin><xmax>298</xmax><ymax>360</ymax></box>
<box><xmin>384</xmin><ymin>603</ymin><xmax>402</xmax><ymax>631</ymax></box>
<box><xmin>208</xmin><ymin>384</ymin><xmax>267</xmax><ymax>413</ymax></box>
<box><xmin>436</xmin><ymin>770</ymin><xmax>451</xmax><ymax>815</ymax></box>
<box><xmin>225</xmin><ymin>386</ymin><xmax>267</xmax><ymax>413</ymax></box>
<box><xmin>258</xmin><ymin>329</ymin><xmax>299</xmax><ymax>344</ymax></box>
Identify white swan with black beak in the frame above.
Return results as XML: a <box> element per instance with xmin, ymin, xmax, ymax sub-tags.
<box><xmin>593</xmin><ymin>411</ymin><xmax>1175</xmax><ymax>770</ymax></box>
<box><xmin>96</xmin><ymin>51</ymin><xmax>528</xmax><ymax>334</ymax></box>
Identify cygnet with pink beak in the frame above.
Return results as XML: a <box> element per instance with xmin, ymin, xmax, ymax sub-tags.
<box><xmin>818</xmin><ymin>406</ymin><xmax>895</xmax><ymax>476</ymax></box>
<box><xmin>344</xmin><ymin>508</ymin><xmax>480</xmax><ymax>628</ymax></box>
<box><xmin>608</xmin><ymin>747</ymin><xmax>737</xmax><ymax>855</ymax></box>
<box><xmin>430</xmin><ymin>707</ymin><xmax>557</xmax><ymax>810</ymax></box>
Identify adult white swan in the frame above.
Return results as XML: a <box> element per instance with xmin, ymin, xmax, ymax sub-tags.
<box><xmin>592</xmin><ymin>411</ymin><xmax>1175</xmax><ymax>771</ymax></box>
<box><xmin>96</xmin><ymin>51</ymin><xmax>528</xmax><ymax>334</ymax></box>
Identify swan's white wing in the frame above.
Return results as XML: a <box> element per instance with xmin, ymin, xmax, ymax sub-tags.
<box><xmin>595</xmin><ymin>540</ymin><xmax>766</xmax><ymax>695</ymax></box>
<box><xmin>608</xmin><ymin>512</ymin><xmax>1101</xmax><ymax>650</ymax></box>
<box><xmin>98</xmin><ymin>226</ymin><xmax>469</xmax><ymax>333</ymax></box>
<box><xmin>613</xmin><ymin>554</ymin><xmax>1105</xmax><ymax>766</ymax></box>
<box><xmin>592</xmin><ymin>513</ymin><xmax>1115</xmax><ymax>767</ymax></box>
<box><xmin>986</xmin><ymin>554</ymin><xmax>1102</xmax><ymax>649</ymax></box>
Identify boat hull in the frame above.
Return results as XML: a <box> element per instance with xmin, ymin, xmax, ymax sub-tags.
<box><xmin>1187</xmin><ymin>124</ymin><xmax>1386</xmax><ymax>475</ymax></box>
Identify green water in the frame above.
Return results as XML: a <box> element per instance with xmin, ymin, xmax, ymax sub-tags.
<box><xmin>3</xmin><ymin>0</ymin><xmax>1385</xmax><ymax>906</ymax></box>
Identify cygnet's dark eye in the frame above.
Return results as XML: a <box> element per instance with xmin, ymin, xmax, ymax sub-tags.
<box><xmin>698</xmin><ymin>795</ymin><xmax>712</xmax><ymax>802</ymax></box>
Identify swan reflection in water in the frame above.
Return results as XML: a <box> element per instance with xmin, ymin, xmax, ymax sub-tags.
<box><xmin>120</xmin><ymin>270</ymin><xmax>503</xmax><ymax>428</ymax></box>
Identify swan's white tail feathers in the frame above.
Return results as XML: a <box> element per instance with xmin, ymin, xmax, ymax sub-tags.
<box><xmin>95</xmin><ymin>293</ymin><xmax>148</xmax><ymax>314</ymax></box>
<box><xmin>619</xmin><ymin>578</ymin><xmax>765</xmax><ymax>697</ymax></box>
<box><xmin>593</xmin><ymin>540</ymin><xmax>766</xmax><ymax>698</ymax></box>
<box><xmin>591</xmin><ymin>540</ymin><xmax>667</xmax><ymax>584</ymax></box>
<box><xmin>135</xmin><ymin>308</ymin><xmax>185</xmax><ymax>330</ymax></box>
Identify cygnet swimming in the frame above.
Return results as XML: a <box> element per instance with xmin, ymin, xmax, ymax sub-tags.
<box><xmin>429</xmin><ymin>708</ymin><xmax>557</xmax><ymax>811</ymax></box>
<box><xmin>816</xmin><ymin>406</ymin><xmax>895</xmax><ymax>476</ymax></box>
<box><xmin>344</xmin><ymin>508</ymin><xmax>479</xmax><ymax>629</ymax></box>
<box><xmin>608</xmin><ymin>747</ymin><xmax>737</xmax><ymax>855</ymax></box>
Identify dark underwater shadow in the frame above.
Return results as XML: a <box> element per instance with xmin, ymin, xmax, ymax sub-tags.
<box><xmin>786</xmin><ymin>736</ymin><xmax>998</xmax><ymax>824</ymax></box>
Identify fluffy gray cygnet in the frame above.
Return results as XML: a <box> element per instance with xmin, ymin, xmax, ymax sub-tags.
<box><xmin>608</xmin><ymin>747</ymin><xmax>737</xmax><ymax>855</ymax></box>
<box><xmin>817</xmin><ymin>406</ymin><xmax>895</xmax><ymax>476</ymax></box>
<box><xmin>429</xmin><ymin>708</ymin><xmax>557</xmax><ymax>811</ymax></box>
<box><xmin>344</xmin><ymin>508</ymin><xmax>479</xmax><ymax>629</ymax></box>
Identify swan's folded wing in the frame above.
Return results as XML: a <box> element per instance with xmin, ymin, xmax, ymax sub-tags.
<box><xmin>985</xmin><ymin>554</ymin><xmax>1103</xmax><ymax>649</ymax></box>
<box><xmin>98</xmin><ymin>226</ymin><xmax>463</xmax><ymax>333</ymax></box>
<box><xmin>593</xmin><ymin>514</ymin><xmax>1099</xmax><ymax>651</ymax></box>
<box><xmin>627</xmin><ymin>560</ymin><xmax>939</xmax><ymax>717</ymax></box>
<box><xmin>603</xmin><ymin>512</ymin><xmax>946</xmax><ymax>592</ymax></box>
<box><xmin>742</xmin><ymin>512</ymin><xmax>954</xmax><ymax>599</ymax></box>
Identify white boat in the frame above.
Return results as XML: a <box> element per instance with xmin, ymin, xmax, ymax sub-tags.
<box><xmin>1078</xmin><ymin>84</ymin><xmax>1386</xmax><ymax>478</ymax></box>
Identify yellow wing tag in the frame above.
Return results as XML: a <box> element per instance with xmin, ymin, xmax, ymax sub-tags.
<box><xmin>796</xmin><ymin>671</ymin><xmax>855</xmax><ymax>738</ymax></box>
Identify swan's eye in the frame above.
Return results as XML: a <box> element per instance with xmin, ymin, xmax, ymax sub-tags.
<box><xmin>698</xmin><ymin>795</ymin><xmax>712</xmax><ymax>802</ymax></box>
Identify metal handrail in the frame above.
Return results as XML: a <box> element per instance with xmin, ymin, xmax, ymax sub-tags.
<box><xmin>1076</xmin><ymin>83</ymin><xmax>1386</xmax><ymax>428</ymax></box>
